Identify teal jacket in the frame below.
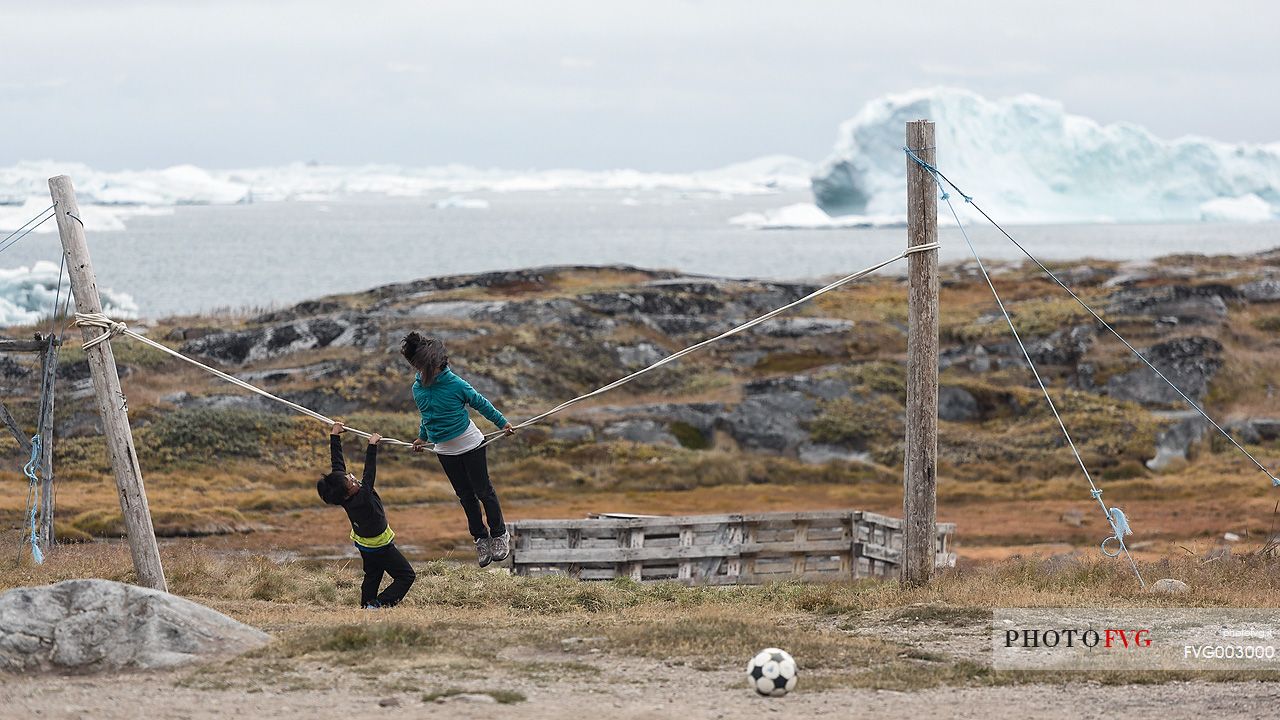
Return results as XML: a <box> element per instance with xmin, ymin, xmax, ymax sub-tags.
<box><xmin>412</xmin><ymin>368</ymin><xmax>508</xmax><ymax>443</ymax></box>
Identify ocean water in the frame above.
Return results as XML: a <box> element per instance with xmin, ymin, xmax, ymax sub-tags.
<box><xmin>3</xmin><ymin>190</ymin><xmax>1280</xmax><ymax>320</ymax></box>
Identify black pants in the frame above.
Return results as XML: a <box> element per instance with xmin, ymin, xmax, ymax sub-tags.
<box><xmin>358</xmin><ymin>542</ymin><xmax>416</xmax><ymax>607</ymax></box>
<box><xmin>437</xmin><ymin>445</ymin><xmax>505</xmax><ymax>540</ymax></box>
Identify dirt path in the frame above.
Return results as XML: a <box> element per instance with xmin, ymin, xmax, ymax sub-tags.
<box><xmin>3</xmin><ymin>667</ymin><xmax>1276</xmax><ymax>720</ymax></box>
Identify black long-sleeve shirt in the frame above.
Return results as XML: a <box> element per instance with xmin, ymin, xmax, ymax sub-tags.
<box><xmin>331</xmin><ymin>435</ymin><xmax>391</xmax><ymax>545</ymax></box>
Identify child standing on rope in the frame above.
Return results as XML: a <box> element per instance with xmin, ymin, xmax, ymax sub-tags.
<box><xmin>401</xmin><ymin>332</ymin><xmax>515</xmax><ymax>568</ymax></box>
<box><xmin>317</xmin><ymin>422</ymin><xmax>416</xmax><ymax>608</ymax></box>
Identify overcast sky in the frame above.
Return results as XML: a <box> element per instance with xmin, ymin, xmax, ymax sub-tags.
<box><xmin>3</xmin><ymin>0</ymin><xmax>1276</xmax><ymax>171</ymax></box>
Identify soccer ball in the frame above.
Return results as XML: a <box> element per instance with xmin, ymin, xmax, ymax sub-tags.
<box><xmin>746</xmin><ymin>647</ymin><xmax>797</xmax><ymax>697</ymax></box>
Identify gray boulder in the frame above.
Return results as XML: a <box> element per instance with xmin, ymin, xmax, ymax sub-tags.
<box><xmin>550</xmin><ymin>424</ymin><xmax>595</xmax><ymax>443</ymax></box>
<box><xmin>938</xmin><ymin>386</ymin><xmax>980</xmax><ymax>422</ymax></box>
<box><xmin>756</xmin><ymin>318</ymin><xmax>854</xmax><ymax>338</ymax></box>
<box><xmin>721</xmin><ymin>374</ymin><xmax>856</xmax><ymax>453</ymax></box>
<box><xmin>1240</xmin><ymin>278</ymin><xmax>1280</xmax><ymax>302</ymax></box>
<box><xmin>1224</xmin><ymin>417</ymin><xmax>1280</xmax><ymax>445</ymax></box>
<box><xmin>1149</xmin><ymin>578</ymin><xmax>1190</xmax><ymax>594</ymax></box>
<box><xmin>613</xmin><ymin>342</ymin><xmax>667</xmax><ymax>368</ymax></box>
<box><xmin>0</xmin><ymin>579</ymin><xmax>269</xmax><ymax>672</ymax></box>
<box><xmin>797</xmin><ymin>443</ymin><xmax>871</xmax><ymax>464</ymax></box>
<box><xmin>182</xmin><ymin>314</ymin><xmax>376</xmax><ymax>365</ymax></box>
<box><xmin>601</xmin><ymin>419</ymin><xmax>678</xmax><ymax>446</ymax></box>
<box><xmin>724</xmin><ymin>389</ymin><xmax>814</xmax><ymax>452</ymax></box>
<box><xmin>1106</xmin><ymin>285</ymin><xmax>1233</xmax><ymax>325</ymax></box>
<box><xmin>943</xmin><ymin>325</ymin><xmax>1095</xmax><ymax>374</ymax></box>
<box><xmin>1106</xmin><ymin>336</ymin><xmax>1222</xmax><ymax>406</ymax></box>
<box><xmin>404</xmin><ymin>300</ymin><xmax>504</xmax><ymax>320</ymax></box>
<box><xmin>1147</xmin><ymin>410</ymin><xmax>1208</xmax><ymax>471</ymax></box>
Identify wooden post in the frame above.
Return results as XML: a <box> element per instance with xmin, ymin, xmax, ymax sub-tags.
<box><xmin>902</xmin><ymin>120</ymin><xmax>940</xmax><ymax>586</ymax></box>
<box><xmin>48</xmin><ymin>175</ymin><xmax>167</xmax><ymax>591</ymax></box>
<box><xmin>37</xmin><ymin>335</ymin><xmax>59</xmax><ymax>547</ymax></box>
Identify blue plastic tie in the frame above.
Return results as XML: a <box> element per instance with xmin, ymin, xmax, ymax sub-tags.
<box><xmin>23</xmin><ymin>435</ymin><xmax>44</xmax><ymax>565</ymax></box>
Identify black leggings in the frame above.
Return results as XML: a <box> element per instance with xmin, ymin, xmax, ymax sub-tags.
<box><xmin>437</xmin><ymin>445</ymin><xmax>505</xmax><ymax>540</ymax></box>
<box><xmin>359</xmin><ymin>542</ymin><xmax>416</xmax><ymax>607</ymax></box>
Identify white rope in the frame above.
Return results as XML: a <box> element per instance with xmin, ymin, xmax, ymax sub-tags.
<box><xmin>74</xmin><ymin>312</ymin><xmax>418</xmax><ymax>448</ymax></box>
<box><xmin>474</xmin><ymin>242</ymin><xmax>938</xmax><ymax>448</ymax></box>
<box><xmin>73</xmin><ymin>244</ymin><xmax>933</xmax><ymax>454</ymax></box>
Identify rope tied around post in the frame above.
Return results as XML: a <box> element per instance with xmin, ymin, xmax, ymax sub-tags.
<box><xmin>77</xmin><ymin>313</ymin><xmax>130</xmax><ymax>351</ymax></box>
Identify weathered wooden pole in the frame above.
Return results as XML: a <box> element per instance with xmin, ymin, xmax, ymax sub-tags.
<box><xmin>902</xmin><ymin>120</ymin><xmax>940</xmax><ymax>586</ymax></box>
<box><xmin>48</xmin><ymin>176</ymin><xmax>167</xmax><ymax>591</ymax></box>
<box><xmin>37</xmin><ymin>334</ymin><xmax>59</xmax><ymax>547</ymax></box>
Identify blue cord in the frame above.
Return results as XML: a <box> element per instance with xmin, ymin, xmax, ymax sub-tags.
<box><xmin>23</xmin><ymin>435</ymin><xmax>44</xmax><ymax>565</ymax></box>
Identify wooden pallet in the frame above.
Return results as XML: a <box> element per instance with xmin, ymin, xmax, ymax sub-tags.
<box><xmin>510</xmin><ymin>510</ymin><xmax>956</xmax><ymax>584</ymax></box>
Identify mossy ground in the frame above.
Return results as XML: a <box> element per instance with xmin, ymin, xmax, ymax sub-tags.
<box><xmin>2</xmin><ymin>261</ymin><xmax>1279</xmax><ymax>564</ymax></box>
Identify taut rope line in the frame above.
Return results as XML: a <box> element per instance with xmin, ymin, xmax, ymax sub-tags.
<box><xmin>474</xmin><ymin>242</ymin><xmax>939</xmax><ymax>449</ymax></box>
<box><xmin>73</xmin><ymin>243</ymin><xmax>934</xmax><ymax>453</ymax></box>
<box><xmin>904</xmin><ymin>145</ymin><xmax>1280</xmax><ymax>488</ymax></box>
<box><xmin>74</xmin><ymin>313</ymin><xmax>417</xmax><ymax>449</ymax></box>
<box><xmin>909</xmin><ymin>146</ymin><xmax>1145</xmax><ymax>587</ymax></box>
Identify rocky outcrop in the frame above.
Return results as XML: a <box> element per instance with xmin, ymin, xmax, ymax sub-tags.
<box><xmin>368</xmin><ymin>266</ymin><xmax>680</xmax><ymax>304</ymax></box>
<box><xmin>1224</xmin><ymin>417</ymin><xmax>1280</xmax><ymax>444</ymax></box>
<box><xmin>723</xmin><ymin>375</ymin><xmax>851</xmax><ymax>454</ymax></box>
<box><xmin>404</xmin><ymin>297</ymin><xmax>610</xmax><ymax>332</ymax></box>
<box><xmin>181</xmin><ymin>314</ymin><xmax>378</xmax><ymax>364</ymax></box>
<box><xmin>162</xmin><ymin>389</ymin><xmax>366</xmax><ymax>418</ymax></box>
<box><xmin>602</xmin><ymin>419</ymin><xmax>679</xmax><ymax>446</ymax></box>
<box><xmin>1106</xmin><ymin>285</ymin><xmax>1234</xmax><ymax>325</ymax></box>
<box><xmin>938</xmin><ymin>386</ymin><xmax>980</xmax><ymax>422</ymax></box>
<box><xmin>1239</xmin><ymin>278</ymin><xmax>1280</xmax><ymax>303</ymax></box>
<box><xmin>941</xmin><ymin>325</ymin><xmax>1095</xmax><ymax>375</ymax></box>
<box><xmin>0</xmin><ymin>579</ymin><xmax>269</xmax><ymax>672</ymax></box>
<box><xmin>756</xmin><ymin>318</ymin><xmax>854</xmax><ymax>338</ymax></box>
<box><xmin>1</xmin><ymin>356</ymin><xmax>31</xmax><ymax>381</ymax></box>
<box><xmin>1106</xmin><ymin>336</ymin><xmax>1222</xmax><ymax>406</ymax></box>
<box><xmin>1147</xmin><ymin>410</ymin><xmax>1209</xmax><ymax>471</ymax></box>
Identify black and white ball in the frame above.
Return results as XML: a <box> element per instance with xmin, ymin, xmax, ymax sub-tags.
<box><xmin>747</xmin><ymin>647</ymin><xmax>797</xmax><ymax>696</ymax></box>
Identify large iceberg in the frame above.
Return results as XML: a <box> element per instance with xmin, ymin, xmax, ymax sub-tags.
<box><xmin>811</xmin><ymin>88</ymin><xmax>1280</xmax><ymax>224</ymax></box>
<box><xmin>0</xmin><ymin>261</ymin><xmax>137</xmax><ymax>327</ymax></box>
<box><xmin>0</xmin><ymin>155</ymin><xmax>812</xmax><ymax>231</ymax></box>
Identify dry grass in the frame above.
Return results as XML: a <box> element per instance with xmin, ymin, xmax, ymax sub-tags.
<box><xmin>4</xmin><ymin>541</ymin><xmax>1280</xmax><ymax>691</ymax></box>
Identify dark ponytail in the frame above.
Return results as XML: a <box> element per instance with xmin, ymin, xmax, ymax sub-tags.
<box><xmin>401</xmin><ymin>331</ymin><xmax>449</xmax><ymax>384</ymax></box>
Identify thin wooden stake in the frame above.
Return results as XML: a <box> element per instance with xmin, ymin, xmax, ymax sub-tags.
<box><xmin>48</xmin><ymin>175</ymin><xmax>166</xmax><ymax>591</ymax></box>
<box><xmin>37</xmin><ymin>335</ymin><xmax>59</xmax><ymax>547</ymax></box>
<box><xmin>903</xmin><ymin>120</ymin><xmax>940</xmax><ymax>587</ymax></box>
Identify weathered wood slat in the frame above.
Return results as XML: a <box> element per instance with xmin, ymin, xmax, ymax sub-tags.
<box><xmin>517</xmin><ymin>543</ymin><xmax>741</xmax><ymax>564</ymax></box>
<box><xmin>0</xmin><ymin>338</ymin><xmax>49</xmax><ymax>353</ymax></box>
<box><xmin>513</xmin><ymin>515</ymin><xmax>747</xmax><ymax>530</ymax></box>
<box><xmin>0</xmin><ymin>402</ymin><xmax>32</xmax><ymax>454</ymax></box>
<box><xmin>739</xmin><ymin>539</ymin><xmax>851</xmax><ymax>555</ymax></box>
<box><xmin>510</xmin><ymin>509</ymin><xmax>955</xmax><ymax>585</ymax></box>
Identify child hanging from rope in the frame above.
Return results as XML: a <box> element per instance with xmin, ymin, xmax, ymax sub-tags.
<box><xmin>317</xmin><ymin>422</ymin><xmax>416</xmax><ymax>608</ymax></box>
<box><xmin>401</xmin><ymin>332</ymin><xmax>515</xmax><ymax>568</ymax></box>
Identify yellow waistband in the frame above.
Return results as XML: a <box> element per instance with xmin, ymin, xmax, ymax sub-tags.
<box><xmin>351</xmin><ymin>526</ymin><xmax>395</xmax><ymax>548</ymax></box>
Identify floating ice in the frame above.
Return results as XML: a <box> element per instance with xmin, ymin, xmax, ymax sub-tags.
<box><xmin>433</xmin><ymin>195</ymin><xmax>491</xmax><ymax>210</ymax></box>
<box><xmin>0</xmin><ymin>196</ymin><xmax>173</xmax><ymax>235</ymax></box>
<box><xmin>0</xmin><ymin>155</ymin><xmax>811</xmax><ymax>232</ymax></box>
<box><xmin>810</xmin><ymin>88</ymin><xmax>1280</xmax><ymax>224</ymax></box>
<box><xmin>1198</xmin><ymin>194</ymin><xmax>1274</xmax><ymax>223</ymax></box>
<box><xmin>0</xmin><ymin>261</ymin><xmax>138</xmax><ymax>327</ymax></box>
<box><xmin>1</xmin><ymin>157</ymin><xmax>809</xmax><ymax>207</ymax></box>
<box><xmin>730</xmin><ymin>203</ymin><xmax>903</xmax><ymax>230</ymax></box>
